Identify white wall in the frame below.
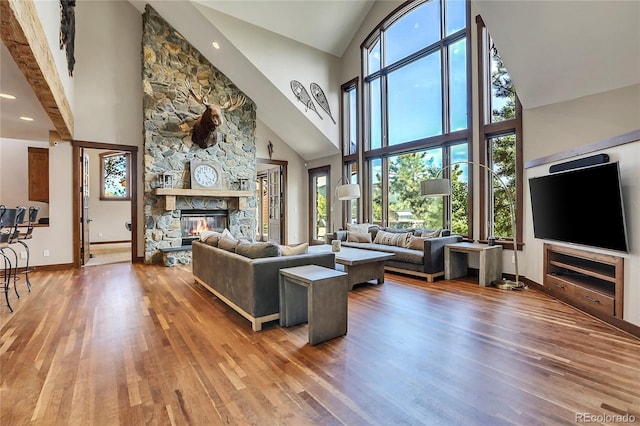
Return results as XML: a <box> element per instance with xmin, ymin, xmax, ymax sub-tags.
<box><xmin>0</xmin><ymin>138</ymin><xmax>50</xmax><ymax>217</ymax></box>
<box><xmin>33</xmin><ymin>0</ymin><xmax>74</xmax><ymax>111</ymax></box>
<box><xmin>74</xmin><ymin>0</ymin><xmax>142</xmax><ymax>256</ymax></box>
<box><xmin>17</xmin><ymin>0</ymin><xmax>142</xmax><ymax>264</ymax></box>
<box><xmin>0</xmin><ymin>140</ymin><xmax>73</xmax><ymax>268</ymax></box>
<box><xmin>87</xmin><ymin>149</ymin><xmax>131</xmax><ymax>243</ymax></box>
<box><xmin>523</xmin><ymin>85</ymin><xmax>640</xmax><ymax>326</ymax></box>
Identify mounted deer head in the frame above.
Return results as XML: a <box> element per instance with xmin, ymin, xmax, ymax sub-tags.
<box><xmin>185</xmin><ymin>80</ymin><xmax>246</xmax><ymax>149</ymax></box>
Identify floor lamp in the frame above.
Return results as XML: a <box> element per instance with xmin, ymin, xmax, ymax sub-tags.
<box><xmin>332</xmin><ymin>177</ymin><xmax>360</xmax><ymax>232</ymax></box>
<box><xmin>420</xmin><ymin>161</ymin><xmax>526</xmax><ymax>290</ymax></box>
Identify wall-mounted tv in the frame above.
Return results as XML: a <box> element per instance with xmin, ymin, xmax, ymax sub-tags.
<box><xmin>529</xmin><ymin>161</ymin><xmax>629</xmax><ymax>252</ymax></box>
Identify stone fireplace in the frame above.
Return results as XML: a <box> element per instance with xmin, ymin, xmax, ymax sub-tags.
<box><xmin>142</xmin><ymin>6</ymin><xmax>257</xmax><ymax>264</ymax></box>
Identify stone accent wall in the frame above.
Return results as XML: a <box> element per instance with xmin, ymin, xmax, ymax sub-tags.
<box><xmin>142</xmin><ymin>5</ymin><xmax>257</xmax><ymax>264</ymax></box>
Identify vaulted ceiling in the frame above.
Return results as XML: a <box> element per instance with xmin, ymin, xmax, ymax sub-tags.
<box><xmin>2</xmin><ymin>1</ymin><xmax>639</xmax><ymax>158</ymax></box>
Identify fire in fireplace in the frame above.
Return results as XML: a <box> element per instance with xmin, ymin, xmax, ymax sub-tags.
<box><xmin>180</xmin><ymin>209</ymin><xmax>228</xmax><ymax>245</ymax></box>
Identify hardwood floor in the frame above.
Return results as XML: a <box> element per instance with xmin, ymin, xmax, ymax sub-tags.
<box><xmin>1</xmin><ymin>264</ymin><xmax>639</xmax><ymax>425</ymax></box>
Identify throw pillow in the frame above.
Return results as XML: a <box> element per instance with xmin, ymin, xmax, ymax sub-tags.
<box><xmin>421</xmin><ymin>228</ymin><xmax>442</xmax><ymax>238</ymax></box>
<box><xmin>222</xmin><ymin>228</ymin><xmax>235</xmax><ymax>240</ymax></box>
<box><xmin>200</xmin><ymin>230</ymin><xmax>221</xmax><ymax>246</ymax></box>
<box><xmin>218</xmin><ymin>237</ymin><xmax>239</xmax><ymax>252</ymax></box>
<box><xmin>407</xmin><ymin>236</ymin><xmax>429</xmax><ymax>250</ymax></box>
<box><xmin>236</xmin><ymin>241</ymin><xmax>281</xmax><ymax>259</ymax></box>
<box><xmin>347</xmin><ymin>231</ymin><xmax>372</xmax><ymax>243</ymax></box>
<box><xmin>346</xmin><ymin>223</ymin><xmax>371</xmax><ymax>234</ymax></box>
<box><xmin>201</xmin><ymin>234</ymin><xmax>220</xmax><ymax>247</ymax></box>
<box><xmin>280</xmin><ymin>242</ymin><xmax>309</xmax><ymax>256</ymax></box>
<box><xmin>373</xmin><ymin>230</ymin><xmax>412</xmax><ymax>247</ymax></box>
<box><xmin>200</xmin><ymin>230</ymin><xmax>221</xmax><ymax>241</ymax></box>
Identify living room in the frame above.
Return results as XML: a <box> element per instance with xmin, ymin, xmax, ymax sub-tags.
<box><xmin>1</xmin><ymin>0</ymin><xmax>639</xmax><ymax>424</ymax></box>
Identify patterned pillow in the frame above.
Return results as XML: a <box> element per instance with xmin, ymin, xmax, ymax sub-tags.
<box><xmin>373</xmin><ymin>230</ymin><xmax>412</xmax><ymax>247</ymax></box>
<box><xmin>280</xmin><ymin>242</ymin><xmax>309</xmax><ymax>256</ymax></box>
<box><xmin>346</xmin><ymin>223</ymin><xmax>371</xmax><ymax>234</ymax></box>
<box><xmin>347</xmin><ymin>231</ymin><xmax>372</xmax><ymax>243</ymax></box>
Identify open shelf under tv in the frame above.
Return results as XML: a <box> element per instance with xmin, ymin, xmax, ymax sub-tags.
<box><xmin>544</xmin><ymin>243</ymin><xmax>624</xmax><ymax>320</ymax></box>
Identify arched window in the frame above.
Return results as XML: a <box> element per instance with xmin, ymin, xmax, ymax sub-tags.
<box><xmin>360</xmin><ymin>0</ymin><xmax>470</xmax><ymax>234</ymax></box>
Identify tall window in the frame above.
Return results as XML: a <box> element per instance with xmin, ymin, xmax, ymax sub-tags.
<box><xmin>361</xmin><ymin>0</ymin><xmax>470</xmax><ymax>234</ymax></box>
<box><xmin>477</xmin><ymin>16</ymin><xmax>523</xmax><ymax>245</ymax></box>
<box><xmin>341</xmin><ymin>79</ymin><xmax>359</xmax><ymax>227</ymax></box>
<box><xmin>308</xmin><ymin>166</ymin><xmax>330</xmax><ymax>244</ymax></box>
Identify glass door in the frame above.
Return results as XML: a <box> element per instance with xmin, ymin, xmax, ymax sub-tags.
<box><xmin>308</xmin><ymin>166</ymin><xmax>330</xmax><ymax>244</ymax></box>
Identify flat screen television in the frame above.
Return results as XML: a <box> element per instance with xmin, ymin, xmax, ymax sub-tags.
<box><xmin>528</xmin><ymin>161</ymin><xmax>629</xmax><ymax>252</ymax></box>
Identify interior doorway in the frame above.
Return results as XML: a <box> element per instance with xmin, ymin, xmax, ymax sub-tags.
<box><xmin>256</xmin><ymin>159</ymin><xmax>287</xmax><ymax>244</ymax></box>
<box><xmin>72</xmin><ymin>141</ymin><xmax>138</xmax><ymax>267</ymax></box>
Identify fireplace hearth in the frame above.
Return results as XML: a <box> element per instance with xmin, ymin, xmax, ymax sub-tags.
<box><xmin>180</xmin><ymin>209</ymin><xmax>228</xmax><ymax>245</ymax></box>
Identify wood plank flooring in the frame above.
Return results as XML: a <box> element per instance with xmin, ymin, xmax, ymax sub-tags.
<box><xmin>1</xmin><ymin>264</ymin><xmax>639</xmax><ymax>425</ymax></box>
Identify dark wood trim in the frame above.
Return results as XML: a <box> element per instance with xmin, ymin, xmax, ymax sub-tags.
<box><xmin>91</xmin><ymin>240</ymin><xmax>132</xmax><ymax>245</ymax></box>
<box><xmin>72</xmin><ymin>141</ymin><xmax>138</xmax><ymax>267</ymax></box>
<box><xmin>99</xmin><ymin>151</ymin><xmax>132</xmax><ymax>201</ymax></box>
<box><xmin>476</xmin><ymin>16</ymin><xmax>524</xmax><ymax>246</ymax></box>
<box><xmin>524</xmin><ymin>129</ymin><xmax>640</xmax><ymax>169</ymax></box>
<box><xmin>72</xmin><ymin>140</ymin><xmax>139</xmax><ymax>152</ymax></box>
<box><xmin>257</xmin><ymin>158</ymin><xmax>288</xmax><ymax>244</ymax></box>
<box><xmin>307</xmin><ymin>165</ymin><xmax>330</xmax><ymax>243</ymax></box>
<box><xmin>525</xmin><ymin>276</ymin><xmax>640</xmax><ymax>340</ymax></box>
<box><xmin>27</xmin><ymin>263</ymin><xmax>75</xmax><ymax>272</ymax></box>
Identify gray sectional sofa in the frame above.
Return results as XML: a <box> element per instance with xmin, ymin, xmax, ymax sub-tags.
<box><xmin>192</xmin><ymin>240</ymin><xmax>335</xmax><ymax>331</ymax></box>
<box><xmin>327</xmin><ymin>226</ymin><xmax>462</xmax><ymax>282</ymax></box>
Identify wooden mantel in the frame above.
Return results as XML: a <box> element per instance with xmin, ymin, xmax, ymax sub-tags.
<box><xmin>153</xmin><ymin>188</ymin><xmax>253</xmax><ymax>211</ymax></box>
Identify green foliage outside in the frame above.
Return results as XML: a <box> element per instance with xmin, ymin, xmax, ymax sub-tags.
<box><xmin>103</xmin><ymin>154</ymin><xmax>128</xmax><ymax>197</ymax></box>
<box><xmin>490</xmin><ymin>42</ymin><xmax>517</xmax><ymax>239</ymax></box>
<box><xmin>366</xmin><ymin>42</ymin><xmax>515</xmax><ymax>238</ymax></box>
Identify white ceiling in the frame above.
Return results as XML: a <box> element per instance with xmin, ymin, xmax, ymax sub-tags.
<box><xmin>2</xmin><ymin>0</ymin><xmax>639</xmax><ymax>149</ymax></box>
<box><xmin>476</xmin><ymin>0</ymin><xmax>640</xmax><ymax>109</ymax></box>
<box><xmin>193</xmin><ymin>0</ymin><xmax>375</xmax><ymax>57</ymax></box>
<box><xmin>0</xmin><ymin>42</ymin><xmax>54</xmax><ymax>142</ymax></box>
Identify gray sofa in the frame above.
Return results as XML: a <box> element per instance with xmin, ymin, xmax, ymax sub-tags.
<box><xmin>327</xmin><ymin>226</ymin><xmax>462</xmax><ymax>282</ymax></box>
<box><xmin>192</xmin><ymin>240</ymin><xmax>335</xmax><ymax>331</ymax></box>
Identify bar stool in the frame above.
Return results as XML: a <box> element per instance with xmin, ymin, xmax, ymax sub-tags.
<box><xmin>0</xmin><ymin>205</ymin><xmax>23</xmax><ymax>312</ymax></box>
<box><xmin>15</xmin><ymin>206</ymin><xmax>39</xmax><ymax>290</ymax></box>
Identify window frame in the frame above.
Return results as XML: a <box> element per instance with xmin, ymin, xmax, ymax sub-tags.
<box><xmin>99</xmin><ymin>151</ymin><xmax>131</xmax><ymax>201</ymax></box>
<box><xmin>358</xmin><ymin>0</ymin><xmax>472</xmax><ymax>235</ymax></box>
<box><xmin>476</xmin><ymin>15</ymin><xmax>523</xmax><ymax>249</ymax></box>
<box><xmin>340</xmin><ymin>78</ymin><xmax>360</xmax><ymax>228</ymax></box>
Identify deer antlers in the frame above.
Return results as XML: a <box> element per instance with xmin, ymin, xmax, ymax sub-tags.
<box><xmin>221</xmin><ymin>94</ymin><xmax>246</xmax><ymax>111</ymax></box>
<box><xmin>182</xmin><ymin>80</ymin><xmax>247</xmax><ymax>149</ymax></box>
<box><xmin>185</xmin><ymin>80</ymin><xmax>212</xmax><ymax>105</ymax></box>
<box><xmin>185</xmin><ymin>80</ymin><xmax>246</xmax><ymax>111</ymax></box>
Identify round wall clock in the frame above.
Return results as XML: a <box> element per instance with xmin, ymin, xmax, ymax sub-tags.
<box><xmin>190</xmin><ymin>161</ymin><xmax>223</xmax><ymax>189</ymax></box>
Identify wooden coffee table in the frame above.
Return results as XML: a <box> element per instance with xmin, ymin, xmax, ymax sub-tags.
<box><xmin>309</xmin><ymin>245</ymin><xmax>394</xmax><ymax>290</ymax></box>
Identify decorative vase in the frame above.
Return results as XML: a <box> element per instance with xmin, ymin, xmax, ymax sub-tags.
<box><xmin>332</xmin><ymin>240</ymin><xmax>341</xmax><ymax>252</ymax></box>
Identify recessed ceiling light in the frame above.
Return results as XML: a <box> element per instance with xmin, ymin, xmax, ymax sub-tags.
<box><xmin>20</xmin><ymin>116</ymin><xmax>34</xmax><ymax>121</ymax></box>
<box><xmin>211</xmin><ymin>41</ymin><xmax>220</xmax><ymax>49</ymax></box>
<box><xmin>0</xmin><ymin>93</ymin><xmax>17</xmax><ymax>99</ymax></box>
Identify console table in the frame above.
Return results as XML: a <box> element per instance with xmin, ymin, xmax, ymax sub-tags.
<box><xmin>279</xmin><ymin>265</ymin><xmax>348</xmax><ymax>345</ymax></box>
<box><xmin>445</xmin><ymin>242</ymin><xmax>503</xmax><ymax>287</ymax></box>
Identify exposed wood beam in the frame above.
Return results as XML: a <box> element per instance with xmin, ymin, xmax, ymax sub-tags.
<box><xmin>0</xmin><ymin>0</ymin><xmax>73</xmax><ymax>140</ymax></box>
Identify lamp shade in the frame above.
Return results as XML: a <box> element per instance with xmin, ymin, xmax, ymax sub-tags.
<box><xmin>420</xmin><ymin>178</ymin><xmax>451</xmax><ymax>196</ymax></box>
<box><xmin>335</xmin><ymin>183</ymin><xmax>361</xmax><ymax>200</ymax></box>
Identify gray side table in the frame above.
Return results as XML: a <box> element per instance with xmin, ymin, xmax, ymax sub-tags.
<box><xmin>445</xmin><ymin>242</ymin><xmax>503</xmax><ymax>287</ymax></box>
<box><xmin>279</xmin><ymin>265</ymin><xmax>348</xmax><ymax>345</ymax></box>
